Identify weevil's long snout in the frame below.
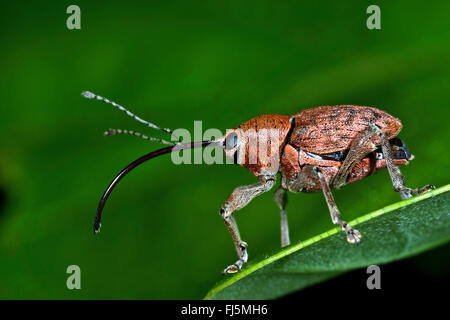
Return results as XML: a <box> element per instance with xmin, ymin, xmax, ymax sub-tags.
<box><xmin>93</xmin><ymin>140</ymin><xmax>216</xmax><ymax>234</ymax></box>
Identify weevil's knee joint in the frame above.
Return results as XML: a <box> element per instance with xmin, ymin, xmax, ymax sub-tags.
<box><xmin>312</xmin><ymin>166</ymin><xmax>323</xmax><ymax>176</ymax></box>
<box><xmin>220</xmin><ymin>206</ymin><xmax>231</xmax><ymax>218</ymax></box>
<box><xmin>369</xmin><ymin>123</ymin><xmax>383</xmax><ymax>135</ymax></box>
<box><xmin>239</xmin><ymin>241</ymin><xmax>248</xmax><ymax>250</ymax></box>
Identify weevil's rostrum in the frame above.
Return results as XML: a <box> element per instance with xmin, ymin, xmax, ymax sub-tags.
<box><xmin>84</xmin><ymin>92</ymin><xmax>434</xmax><ymax>276</ymax></box>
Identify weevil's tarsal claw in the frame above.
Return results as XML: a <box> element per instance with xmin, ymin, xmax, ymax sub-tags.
<box><xmin>346</xmin><ymin>228</ymin><xmax>362</xmax><ymax>245</ymax></box>
<box><xmin>400</xmin><ymin>184</ymin><xmax>436</xmax><ymax>200</ymax></box>
<box><xmin>222</xmin><ymin>244</ymin><xmax>248</xmax><ymax>275</ymax></box>
<box><xmin>222</xmin><ymin>259</ymin><xmax>245</xmax><ymax>275</ymax></box>
<box><xmin>417</xmin><ymin>184</ymin><xmax>435</xmax><ymax>194</ymax></box>
<box><xmin>340</xmin><ymin>222</ymin><xmax>361</xmax><ymax>245</ymax></box>
<box><xmin>222</xmin><ymin>264</ymin><xmax>241</xmax><ymax>275</ymax></box>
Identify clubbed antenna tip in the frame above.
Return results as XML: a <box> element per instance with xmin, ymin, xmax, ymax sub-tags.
<box><xmin>104</xmin><ymin>128</ymin><xmax>175</xmax><ymax>146</ymax></box>
<box><xmin>81</xmin><ymin>90</ymin><xmax>180</xmax><ymax>141</ymax></box>
<box><xmin>82</xmin><ymin>91</ymin><xmax>96</xmax><ymax>99</ymax></box>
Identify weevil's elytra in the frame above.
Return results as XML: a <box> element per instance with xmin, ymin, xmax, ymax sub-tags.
<box><xmin>83</xmin><ymin>92</ymin><xmax>435</xmax><ymax>275</ymax></box>
<box><xmin>290</xmin><ymin>105</ymin><xmax>402</xmax><ymax>154</ymax></box>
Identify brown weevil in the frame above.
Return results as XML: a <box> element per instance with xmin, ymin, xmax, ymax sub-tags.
<box><xmin>83</xmin><ymin>91</ymin><xmax>434</xmax><ymax>275</ymax></box>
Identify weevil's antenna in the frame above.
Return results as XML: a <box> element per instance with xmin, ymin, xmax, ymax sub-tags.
<box><xmin>104</xmin><ymin>128</ymin><xmax>175</xmax><ymax>146</ymax></box>
<box><xmin>82</xmin><ymin>91</ymin><xmax>179</xmax><ymax>141</ymax></box>
<box><xmin>93</xmin><ymin>139</ymin><xmax>223</xmax><ymax>234</ymax></box>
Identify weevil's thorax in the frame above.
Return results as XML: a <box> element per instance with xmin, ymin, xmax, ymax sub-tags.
<box><xmin>223</xmin><ymin>114</ymin><xmax>291</xmax><ymax>178</ymax></box>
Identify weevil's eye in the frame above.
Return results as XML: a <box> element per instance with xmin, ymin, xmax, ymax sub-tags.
<box><xmin>225</xmin><ymin>132</ymin><xmax>238</xmax><ymax>150</ymax></box>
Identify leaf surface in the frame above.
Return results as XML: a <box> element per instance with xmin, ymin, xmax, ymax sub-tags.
<box><xmin>205</xmin><ymin>185</ymin><xmax>450</xmax><ymax>299</ymax></box>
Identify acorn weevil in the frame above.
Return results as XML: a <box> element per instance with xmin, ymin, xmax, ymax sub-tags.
<box><xmin>83</xmin><ymin>91</ymin><xmax>434</xmax><ymax>275</ymax></box>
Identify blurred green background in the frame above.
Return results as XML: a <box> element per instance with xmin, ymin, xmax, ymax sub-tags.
<box><xmin>0</xmin><ymin>1</ymin><xmax>448</xmax><ymax>299</ymax></box>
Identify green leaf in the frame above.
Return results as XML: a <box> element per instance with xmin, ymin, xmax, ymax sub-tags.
<box><xmin>205</xmin><ymin>185</ymin><xmax>450</xmax><ymax>300</ymax></box>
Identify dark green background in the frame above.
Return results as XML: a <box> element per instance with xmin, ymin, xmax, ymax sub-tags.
<box><xmin>0</xmin><ymin>1</ymin><xmax>448</xmax><ymax>299</ymax></box>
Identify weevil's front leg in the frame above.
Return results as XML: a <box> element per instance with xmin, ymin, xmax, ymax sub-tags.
<box><xmin>274</xmin><ymin>186</ymin><xmax>290</xmax><ymax>247</ymax></box>
<box><xmin>313</xmin><ymin>166</ymin><xmax>362</xmax><ymax>244</ymax></box>
<box><xmin>220</xmin><ymin>176</ymin><xmax>276</xmax><ymax>274</ymax></box>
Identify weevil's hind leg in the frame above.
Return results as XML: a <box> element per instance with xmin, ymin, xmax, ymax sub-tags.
<box><xmin>331</xmin><ymin>123</ymin><xmax>434</xmax><ymax>199</ymax></box>
<box><xmin>274</xmin><ymin>186</ymin><xmax>290</xmax><ymax>247</ymax></box>
<box><xmin>375</xmin><ymin>126</ymin><xmax>435</xmax><ymax>199</ymax></box>
<box><xmin>331</xmin><ymin>124</ymin><xmax>379</xmax><ymax>189</ymax></box>
<box><xmin>313</xmin><ymin>166</ymin><xmax>362</xmax><ymax>244</ymax></box>
<box><xmin>220</xmin><ymin>177</ymin><xmax>276</xmax><ymax>274</ymax></box>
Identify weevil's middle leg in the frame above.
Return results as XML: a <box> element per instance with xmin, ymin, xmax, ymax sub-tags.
<box><xmin>313</xmin><ymin>166</ymin><xmax>362</xmax><ymax>244</ymax></box>
<box><xmin>220</xmin><ymin>177</ymin><xmax>276</xmax><ymax>274</ymax></box>
<box><xmin>274</xmin><ymin>186</ymin><xmax>290</xmax><ymax>247</ymax></box>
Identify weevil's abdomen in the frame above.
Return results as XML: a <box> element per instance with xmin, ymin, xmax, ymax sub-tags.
<box><xmin>280</xmin><ymin>137</ymin><xmax>413</xmax><ymax>193</ymax></box>
<box><xmin>290</xmin><ymin>105</ymin><xmax>402</xmax><ymax>154</ymax></box>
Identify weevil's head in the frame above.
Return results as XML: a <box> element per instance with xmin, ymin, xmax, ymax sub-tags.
<box><xmin>220</xmin><ymin>114</ymin><xmax>292</xmax><ymax>177</ymax></box>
